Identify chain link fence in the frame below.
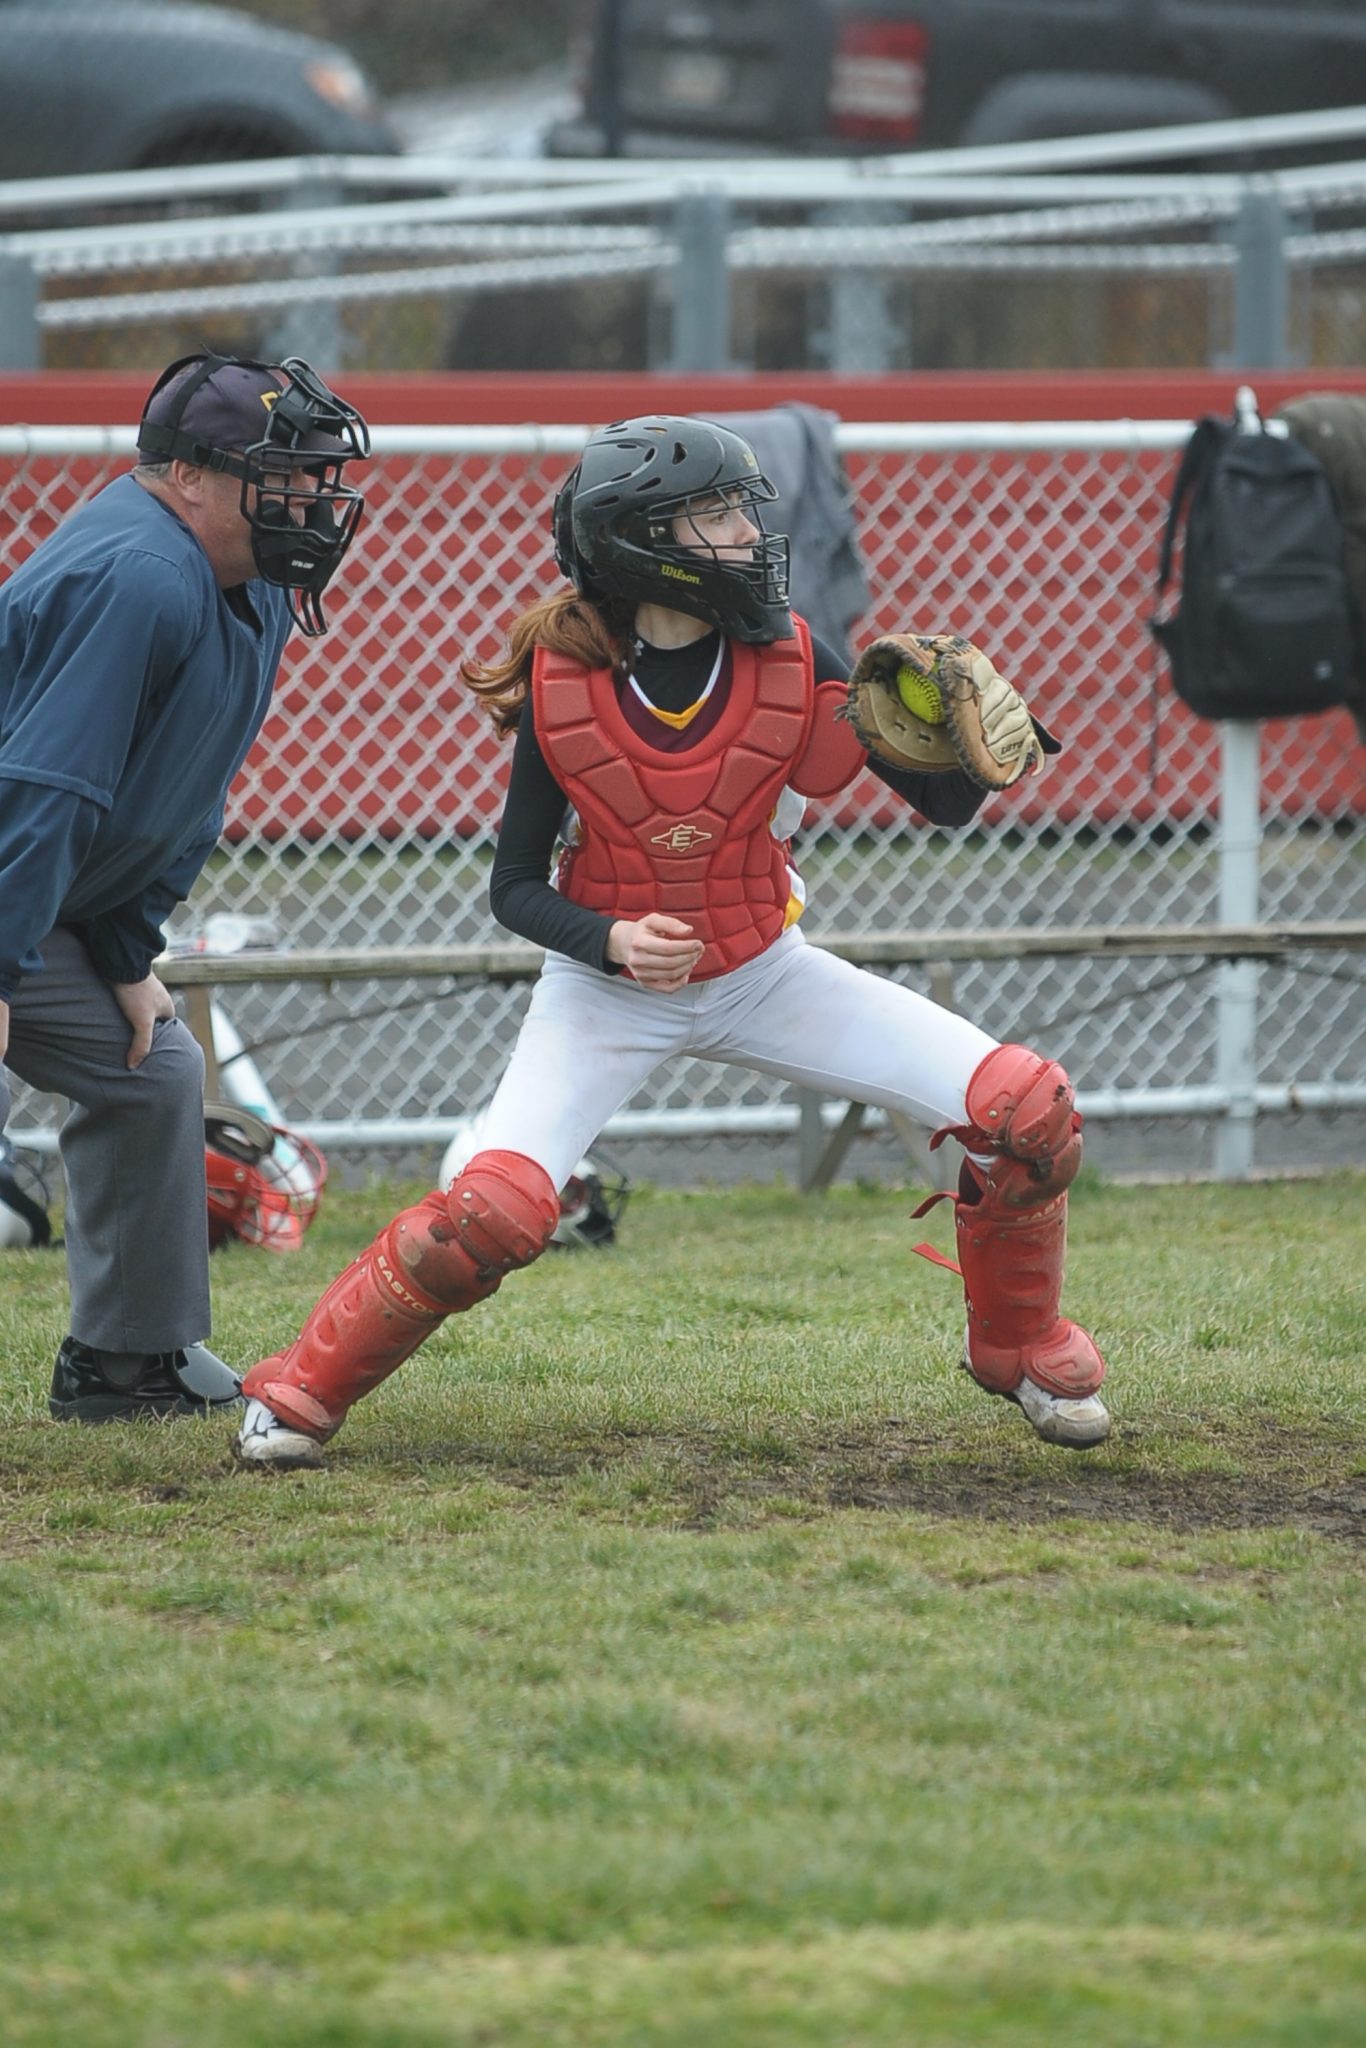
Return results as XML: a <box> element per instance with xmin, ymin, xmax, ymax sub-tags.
<box><xmin>21</xmin><ymin>202</ymin><xmax>1366</xmax><ymax>378</ymax></box>
<box><xmin>4</xmin><ymin>421</ymin><xmax>1364</xmax><ymax>1185</ymax></box>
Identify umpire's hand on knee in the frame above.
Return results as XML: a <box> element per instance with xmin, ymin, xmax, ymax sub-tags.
<box><xmin>111</xmin><ymin>973</ymin><xmax>176</xmax><ymax>1068</ymax></box>
<box><xmin>608</xmin><ymin>914</ymin><xmax>705</xmax><ymax>993</ymax></box>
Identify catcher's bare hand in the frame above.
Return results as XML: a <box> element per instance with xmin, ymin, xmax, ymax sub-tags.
<box><xmin>842</xmin><ymin>631</ymin><xmax>1047</xmax><ymax>790</ymax></box>
<box><xmin>608</xmin><ymin>913</ymin><xmax>704</xmax><ymax>992</ymax></box>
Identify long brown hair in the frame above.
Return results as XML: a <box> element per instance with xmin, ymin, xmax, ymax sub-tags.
<box><xmin>461</xmin><ymin>588</ymin><xmax>633</xmax><ymax>736</ymax></box>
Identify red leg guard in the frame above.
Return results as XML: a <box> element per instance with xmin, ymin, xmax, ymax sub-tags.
<box><xmin>242</xmin><ymin>1150</ymin><xmax>560</xmax><ymax>1439</ymax></box>
<box><xmin>952</xmin><ymin>1047</ymin><xmax>1105</xmax><ymax>1401</ymax></box>
<box><xmin>955</xmin><ymin>1173</ymin><xmax>1106</xmax><ymax>1399</ymax></box>
<box><xmin>960</xmin><ymin>1042</ymin><xmax>1083</xmax><ymax>1206</ymax></box>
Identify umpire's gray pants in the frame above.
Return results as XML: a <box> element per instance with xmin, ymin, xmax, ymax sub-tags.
<box><xmin>1</xmin><ymin>927</ymin><xmax>210</xmax><ymax>1352</ymax></box>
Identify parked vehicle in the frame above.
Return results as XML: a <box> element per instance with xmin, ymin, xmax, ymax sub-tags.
<box><xmin>550</xmin><ymin>0</ymin><xmax>1366</xmax><ymax>158</ymax></box>
<box><xmin>0</xmin><ymin>0</ymin><xmax>396</xmax><ymax>179</ymax></box>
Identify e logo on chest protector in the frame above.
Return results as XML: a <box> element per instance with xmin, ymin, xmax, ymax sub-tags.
<box><xmin>650</xmin><ymin>822</ymin><xmax>713</xmax><ymax>853</ymax></box>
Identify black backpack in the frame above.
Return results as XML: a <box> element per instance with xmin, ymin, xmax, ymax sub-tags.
<box><xmin>1152</xmin><ymin>396</ymin><xmax>1359</xmax><ymax>721</ymax></box>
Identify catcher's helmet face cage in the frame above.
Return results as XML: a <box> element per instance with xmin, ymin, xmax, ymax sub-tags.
<box><xmin>553</xmin><ymin>416</ymin><xmax>793</xmax><ymax>644</ymax></box>
<box><xmin>137</xmin><ymin>352</ymin><xmax>369</xmax><ymax>636</ymax></box>
<box><xmin>204</xmin><ymin>1104</ymin><xmax>328</xmax><ymax>1253</ymax></box>
<box><xmin>439</xmin><ymin>1122</ymin><xmax>630</xmax><ymax>1249</ymax></box>
<box><xmin>0</xmin><ymin>1135</ymin><xmax>52</xmax><ymax>1249</ymax></box>
<box><xmin>551</xmin><ymin>1153</ymin><xmax>632</xmax><ymax>1249</ymax></box>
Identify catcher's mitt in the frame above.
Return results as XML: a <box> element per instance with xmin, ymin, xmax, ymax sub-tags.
<box><xmin>841</xmin><ymin>632</ymin><xmax>1049</xmax><ymax>790</ymax></box>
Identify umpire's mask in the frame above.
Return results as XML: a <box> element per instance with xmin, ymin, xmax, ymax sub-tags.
<box><xmin>137</xmin><ymin>351</ymin><xmax>370</xmax><ymax>636</ymax></box>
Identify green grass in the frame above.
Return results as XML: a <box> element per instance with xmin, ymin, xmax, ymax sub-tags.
<box><xmin>1</xmin><ymin>1173</ymin><xmax>1364</xmax><ymax>2046</ymax></box>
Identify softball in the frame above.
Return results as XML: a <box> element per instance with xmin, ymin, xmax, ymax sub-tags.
<box><xmin>895</xmin><ymin>663</ymin><xmax>946</xmax><ymax>724</ymax></box>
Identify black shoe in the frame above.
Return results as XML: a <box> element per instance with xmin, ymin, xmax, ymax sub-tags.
<box><xmin>49</xmin><ymin>1338</ymin><xmax>244</xmax><ymax>1423</ymax></box>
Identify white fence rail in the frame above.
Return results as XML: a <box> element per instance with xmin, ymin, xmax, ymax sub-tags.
<box><xmin>4</xmin><ymin>107</ymin><xmax>1366</xmax><ymax>374</ymax></box>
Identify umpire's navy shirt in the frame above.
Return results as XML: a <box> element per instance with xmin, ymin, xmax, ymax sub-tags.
<box><xmin>0</xmin><ymin>474</ymin><xmax>291</xmax><ymax>999</ymax></box>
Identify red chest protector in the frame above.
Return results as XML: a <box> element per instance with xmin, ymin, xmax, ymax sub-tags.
<box><xmin>532</xmin><ymin>617</ymin><xmax>862</xmax><ymax>980</ymax></box>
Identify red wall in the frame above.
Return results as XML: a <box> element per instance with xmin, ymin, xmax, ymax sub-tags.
<box><xmin>6</xmin><ymin>365</ymin><xmax>1366</xmax><ymax>427</ymax></box>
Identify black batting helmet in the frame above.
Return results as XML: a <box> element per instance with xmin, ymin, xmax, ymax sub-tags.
<box><xmin>552</xmin><ymin>415</ymin><xmax>793</xmax><ymax>644</ymax></box>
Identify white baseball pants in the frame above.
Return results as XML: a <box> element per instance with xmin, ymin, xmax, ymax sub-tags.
<box><xmin>469</xmin><ymin>926</ymin><xmax>998</xmax><ymax>1191</ymax></box>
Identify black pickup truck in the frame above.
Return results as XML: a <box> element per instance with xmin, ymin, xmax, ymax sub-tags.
<box><xmin>550</xmin><ymin>0</ymin><xmax>1366</xmax><ymax>158</ymax></box>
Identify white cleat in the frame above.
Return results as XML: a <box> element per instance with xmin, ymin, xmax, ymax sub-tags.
<box><xmin>962</xmin><ymin>1347</ymin><xmax>1112</xmax><ymax>1450</ymax></box>
<box><xmin>233</xmin><ymin>1396</ymin><xmax>326</xmax><ymax>1470</ymax></box>
<box><xmin>1009</xmin><ymin>1374</ymin><xmax>1112</xmax><ymax>1450</ymax></box>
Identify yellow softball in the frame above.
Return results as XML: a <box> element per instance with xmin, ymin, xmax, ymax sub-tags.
<box><xmin>895</xmin><ymin>663</ymin><xmax>946</xmax><ymax>725</ymax></box>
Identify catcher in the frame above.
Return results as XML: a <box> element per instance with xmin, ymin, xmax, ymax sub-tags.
<box><xmin>236</xmin><ymin>414</ymin><xmax>1109</xmax><ymax>1468</ymax></box>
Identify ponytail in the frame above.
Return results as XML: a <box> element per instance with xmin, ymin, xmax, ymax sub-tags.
<box><xmin>461</xmin><ymin>589</ymin><xmax>632</xmax><ymax>735</ymax></box>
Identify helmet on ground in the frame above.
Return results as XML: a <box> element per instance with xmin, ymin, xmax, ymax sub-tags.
<box><xmin>552</xmin><ymin>414</ymin><xmax>793</xmax><ymax>643</ymax></box>
<box><xmin>551</xmin><ymin>1152</ymin><xmax>632</xmax><ymax>1248</ymax></box>
<box><xmin>439</xmin><ymin>1119</ymin><xmax>631</xmax><ymax>1250</ymax></box>
<box><xmin>0</xmin><ymin>1135</ymin><xmax>52</xmax><ymax>1249</ymax></box>
<box><xmin>205</xmin><ymin>1102</ymin><xmax>327</xmax><ymax>1252</ymax></box>
<box><xmin>137</xmin><ymin>351</ymin><xmax>369</xmax><ymax>636</ymax></box>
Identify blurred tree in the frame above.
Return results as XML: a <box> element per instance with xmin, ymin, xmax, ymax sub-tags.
<box><xmin>221</xmin><ymin>0</ymin><xmax>573</xmax><ymax>92</ymax></box>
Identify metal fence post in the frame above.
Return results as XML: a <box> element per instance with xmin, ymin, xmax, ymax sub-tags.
<box><xmin>1207</xmin><ymin>186</ymin><xmax>1291</xmax><ymax>1179</ymax></box>
<box><xmin>824</xmin><ymin>204</ymin><xmax>898</xmax><ymax>373</ymax></box>
<box><xmin>1214</xmin><ymin>721</ymin><xmax>1262</xmax><ymax>1178</ymax></box>
<box><xmin>598</xmin><ymin>0</ymin><xmax>626</xmax><ymax>156</ymax></box>
<box><xmin>670</xmin><ymin>187</ymin><xmax>731</xmax><ymax>371</ymax></box>
<box><xmin>1233</xmin><ymin>180</ymin><xmax>1291</xmax><ymax>369</ymax></box>
<box><xmin>0</xmin><ymin>253</ymin><xmax>39</xmax><ymax>370</ymax></box>
<box><xmin>264</xmin><ymin>174</ymin><xmax>344</xmax><ymax>371</ymax></box>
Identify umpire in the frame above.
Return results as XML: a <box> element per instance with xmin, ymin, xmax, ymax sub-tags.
<box><xmin>0</xmin><ymin>350</ymin><xmax>369</xmax><ymax>1422</ymax></box>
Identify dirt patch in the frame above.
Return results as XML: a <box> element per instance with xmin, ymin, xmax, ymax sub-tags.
<box><xmin>816</xmin><ymin>1462</ymin><xmax>1366</xmax><ymax>1542</ymax></box>
<box><xmin>800</xmin><ymin>1419</ymin><xmax>1366</xmax><ymax>1540</ymax></box>
<box><xmin>406</xmin><ymin>1419</ymin><xmax>1366</xmax><ymax>1544</ymax></box>
<box><xmin>2</xmin><ymin>1417</ymin><xmax>1362</xmax><ymax>1546</ymax></box>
